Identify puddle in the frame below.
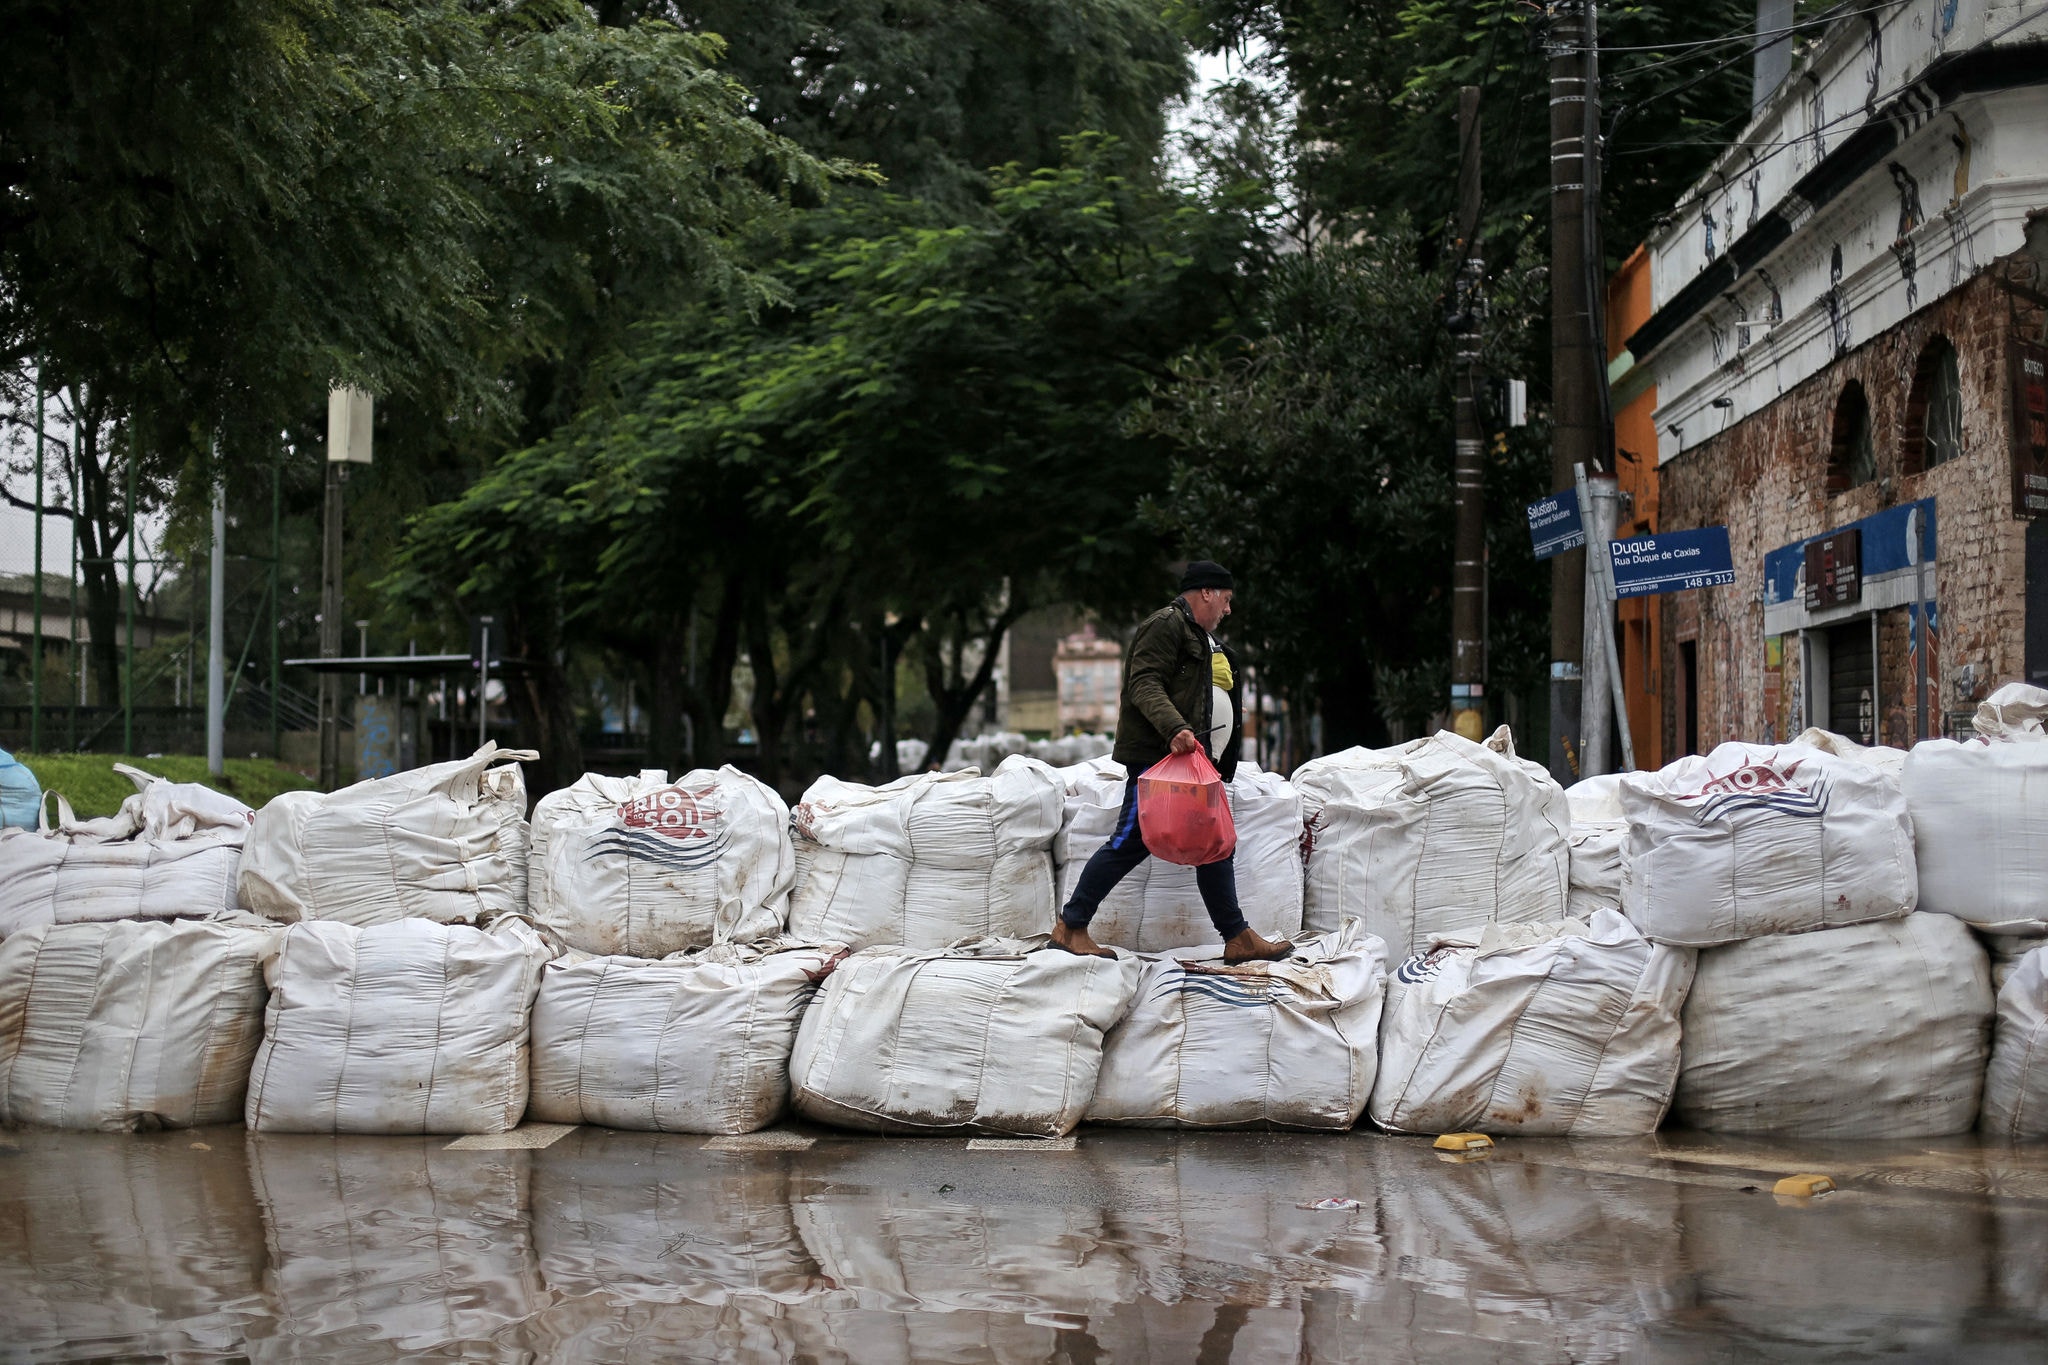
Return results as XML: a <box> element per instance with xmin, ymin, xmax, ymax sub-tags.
<box><xmin>1</xmin><ymin>1125</ymin><xmax>2045</xmax><ymax>1360</ymax></box>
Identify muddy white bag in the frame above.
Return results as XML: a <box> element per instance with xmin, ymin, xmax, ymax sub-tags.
<box><xmin>528</xmin><ymin>937</ymin><xmax>845</xmax><ymax>1133</ymax></box>
<box><xmin>1906</xmin><ymin>688</ymin><xmax>2048</xmax><ymax>935</ymax></box>
<box><xmin>1564</xmin><ymin>774</ymin><xmax>1626</xmax><ymax>917</ymax></box>
<box><xmin>1619</xmin><ymin>741</ymin><xmax>1915</xmax><ymax>946</ymax></box>
<box><xmin>1369</xmin><ymin>909</ymin><xmax>1695</xmax><ymax>1137</ymax></box>
<box><xmin>788</xmin><ymin>757</ymin><xmax>1061</xmax><ymax>951</ymax></box>
<box><xmin>1055</xmin><ymin>756</ymin><xmax>1304</xmax><ymax>952</ymax></box>
<box><xmin>1087</xmin><ymin>921</ymin><xmax>1385</xmax><ymax>1129</ymax></box>
<box><xmin>1675</xmin><ymin>912</ymin><xmax>1991</xmax><ymax>1138</ymax></box>
<box><xmin>0</xmin><ymin>764</ymin><xmax>253</xmax><ymax>938</ymax></box>
<box><xmin>237</xmin><ymin>743</ymin><xmax>533</xmax><ymax>928</ymax></box>
<box><xmin>0</xmin><ymin>918</ymin><xmax>276</xmax><ymax>1130</ymax></box>
<box><xmin>789</xmin><ymin>936</ymin><xmax>1139</xmax><ymax>1137</ymax></box>
<box><xmin>531</xmin><ymin>766</ymin><xmax>793</xmax><ymax>956</ymax></box>
<box><xmin>244</xmin><ymin>915</ymin><xmax>552</xmax><ymax>1134</ymax></box>
<box><xmin>528</xmin><ymin>767</ymin><xmax>668</xmax><ymax>917</ymax></box>
<box><xmin>1293</xmin><ymin>727</ymin><xmax>1570</xmax><ymax>955</ymax></box>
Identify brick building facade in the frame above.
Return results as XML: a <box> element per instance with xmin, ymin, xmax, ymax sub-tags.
<box><xmin>1655</xmin><ymin>255</ymin><xmax>2047</xmax><ymax>754</ymax></box>
<box><xmin>1613</xmin><ymin>0</ymin><xmax>2048</xmax><ymax>759</ymax></box>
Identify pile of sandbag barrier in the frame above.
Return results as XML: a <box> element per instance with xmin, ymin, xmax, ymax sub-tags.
<box><xmin>6</xmin><ymin>686</ymin><xmax>2048</xmax><ymax>1141</ymax></box>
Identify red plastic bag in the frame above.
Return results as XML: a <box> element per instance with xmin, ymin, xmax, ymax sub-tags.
<box><xmin>1137</xmin><ymin>750</ymin><xmax>1238</xmax><ymax>866</ymax></box>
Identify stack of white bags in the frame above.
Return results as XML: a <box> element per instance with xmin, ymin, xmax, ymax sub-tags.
<box><xmin>9</xmin><ymin>673</ymin><xmax>2048</xmax><ymax>1142</ymax></box>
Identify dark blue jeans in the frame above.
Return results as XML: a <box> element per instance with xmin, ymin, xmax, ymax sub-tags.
<box><xmin>1058</xmin><ymin>774</ymin><xmax>1249</xmax><ymax>941</ymax></box>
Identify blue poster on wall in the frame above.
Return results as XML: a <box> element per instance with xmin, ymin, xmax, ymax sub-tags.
<box><xmin>1609</xmin><ymin>526</ymin><xmax>1736</xmax><ymax>598</ymax></box>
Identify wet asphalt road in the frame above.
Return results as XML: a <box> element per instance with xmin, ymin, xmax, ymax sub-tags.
<box><xmin>3</xmin><ymin>1123</ymin><xmax>2047</xmax><ymax>1362</ymax></box>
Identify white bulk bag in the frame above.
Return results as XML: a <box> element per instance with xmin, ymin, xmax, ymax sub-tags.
<box><xmin>244</xmin><ymin>916</ymin><xmax>552</xmax><ymax>1133</ymax></box>
<box><xmin>1974</xmin><ymin>681</ymin><xmax>2048</xmax><ymax>738</ymax></box>
<box><xmin>1293</xmin><ymin>727</ymin><xmax>1571</xmax><ymax>954</ymax></box>
<box><xmin>528</xmin><ymin>937</ymin><xmax>845</xmax><ymax>1133</ymax></box>
<box><xmin>531</xmin><ymin>766</ymin><xmax>793</xmax><ymax>956</ymax></box>
<box><xmin>789</xmin><ymin>936</ymin><xmax>1139</xmax><ymax>1137</ymax></box>
<box><xmin>1906</xmin><ymin>721</ymin><xmax>2048</xmax><ymax>936</ymax></box>
<box><xmin>1982</xmin><ymin>945</ymin><xmax>2048</xmax><ymax>1139</ymax></box>
<box><xmin>1619</xmin><ymin>741</ymin><xmax>1915</xmax><ymax>946</ymax></box>
<box><xmin>1087</xmin><ymin>922</ymin><xmax>1385</xmax><ymax>1129</ymax></box>
<box><xmin>0</xmin><ymin>764</ymin><xmax>252</xmax><ymax>938</ymax></box>
<box><xmin>1369</xmin><ymin>910</ymin><xmax>1695</xmax><ymax>1137</ymax></box>
<box><xmin>0</xmin><ymin>918</ymin><xmax>275</xmax><ymax>1130</ymax></box>
<box><xmin>237</xmin><ymin>743</ymin><xmax>532</xmax><ymax>928</ymax></box>
<box><xmin>528</xmin><ymin>767</ymin><xmax>668</xmax><ymax>916</ymax></box>
<box><xmin>1791</xmin><ymin>726</ymin><xmax>1907</xmax><ymax>776</ymax></box>
<box><xmin>1565</xmin><ymin>774</ymin><xmax>1626</xmax><ymax>918</ymax></box>
<box><xmin>788</xmin><ymin>757</ymin><xmax>1062</xmax><ymax>951</ymax></box>
<box><xmin>1674</xmin><ymin>912</ymin><xmax>1991</xmax><ymax>1137</ymax></box>
<box><xmin>1054</xmin><ymin>757</ymin><xmax>1304</xmax><ymax>952</ymax></box>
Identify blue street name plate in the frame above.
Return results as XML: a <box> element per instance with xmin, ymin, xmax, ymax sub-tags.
<box><xmin>1610</xmin><ymin>526</ymin><xmax>1736</xmax><ymax>598</ymax></box>
<box><xmin>1526</xmin><ymin>491</ymin><xmax>1586</xmax><ymax>559</ymax></box>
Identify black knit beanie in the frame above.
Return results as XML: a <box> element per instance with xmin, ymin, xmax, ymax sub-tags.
<box><xmin>1178</xmin><ymin>560</ymin><xmax>1234</xmax><ymax>593</ymax></box>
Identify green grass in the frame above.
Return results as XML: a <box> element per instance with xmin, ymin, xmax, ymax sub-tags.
<box><xmin>12</xmin><ymin>753</ymin><xmax>317</xmax><ymax>819</ymax></box>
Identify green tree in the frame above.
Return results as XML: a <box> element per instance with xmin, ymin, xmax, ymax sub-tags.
<box><xmin>1136</xmin><ymin>219</ymin><xmax>1552</xmax><ymax>752</ymax></box>
<box><xmin>395</xmin><ymin>137</ymin><xmax>1267</xmax><ymax>787</ymax></box>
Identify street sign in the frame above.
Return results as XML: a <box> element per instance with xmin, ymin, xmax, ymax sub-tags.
<box><xmin>1526</xmin><ymin>490</ymin><xmax>1586</xmax><ymax>559</ymax></box>
<box><xmin>1609</xmin><ymin>526</ymin><xmax>1736</xmax><ymax>598</ymax></box>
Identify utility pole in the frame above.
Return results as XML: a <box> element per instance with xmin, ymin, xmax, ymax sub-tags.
<box><xmin>1449</xmin><ymin>86</ymin><xmax>1488</xmax><ymax>744</ymax></box>
<box><xmin>207</xmin><ymin>476</ymin><xmax>226</xmax><ymax>778</ymax></box>
<box><xmin>30</xmin><ymin>369</ymin><xmax>43</xmax><ymax>754</ymax></box>
<box><xmin>322</xmin><ymin>388</ymin><xmax>373</xmax><ymax>790</ymax></box>
<box><xmin>1548</xmin><ymin>0</ymin><xmax>1607</xmax><ymax>781</ymax></box>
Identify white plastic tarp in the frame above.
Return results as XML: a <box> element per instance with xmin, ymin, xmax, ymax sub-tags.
<box><xmin>1674</xmin><ymin>912</ymin><xmax>1991</xmax><ymax>1138</ymax></box>
<box><xmin>0</xmin><ymin>918</ymin><xmax>275</xmax><ymax>1130</ymax></box>
<box><xmin>0</xmin><ymin>764</ymin><xmax>252</xmax><ymax>938</ymax></box>
<box><xmin>789</xmin><ymin>936</ymin><xmax>1139</xmax><ymax>1137</ymax></box>
<box><xmin>529</xmin><ymin>766</ymin><xmax>793</xmax><ymax>956</ymax></box>
<box><xmin>788</xmin><ymin>758</ymin><xmax>1062</xmax><ymax>951</ymax></box>
<box><xmin>1906</xmin><ymin>693</ymin><xmax>2048</xmax><ymax>935</ymax></box>
<box><xmin>1619</xmin><ymin>741</ymin><xmax>1916</xmax><ymax>946</ymax></box>
<box><xmin>1982</xmin><ymin>944</ymin><xmax>2048</xmax><ymax>1139</ymax></box>
<box><xmin>237</xmin><ymin>743</ymin><xmax>533</xmax><ymax>928</ymax></box>
<box><xmin>1054</xmin><ymin>756</ymin><xmax>1304</xmax><ymax>952</ymax></box>
<box><xmin>1369</xmin><ymin>910</ymin><xmax>1695</xmax><ymax>1137</ymax></box>
<box><xmin>1086</xmin><ymin>921</ymin><xmax>1385</xmax><ymax>1129</ymax></box>
<box><xmin>529</xmin><ymin>937</ymin><xmax>845</xmax><ymax>1133</ymax></box>
<box><xmin>1293</xmin><ymin>727</ymin><xmax>1571</xmax><ymax>955</ymax></box>
<box><xmin>244</xmin><ymin>915</ymin><xmax>552</xmax><ymax>1134</ymax></box>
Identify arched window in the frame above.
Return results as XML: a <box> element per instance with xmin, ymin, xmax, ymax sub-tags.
<box><xmin>1904</xmin><ymin>336</ymin><xmax>1965</xmax><ymax>473</ymax></box>
<box><xmin>1826</xmin><ymin>381</ymin><xmax>1877</xmax><ymax>493</ymax></box>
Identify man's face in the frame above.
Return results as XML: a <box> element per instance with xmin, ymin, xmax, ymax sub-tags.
<box><xmin>1189</xmin><ymin>588</ymin><xmax>1233</xmax><ymax>631</ymax></box>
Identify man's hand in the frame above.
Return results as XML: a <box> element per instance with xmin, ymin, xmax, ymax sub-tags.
<box><xmin>1169</xmin><ymin>727</ymin><xmax>1201</xmax><ymax>756</ymax></box>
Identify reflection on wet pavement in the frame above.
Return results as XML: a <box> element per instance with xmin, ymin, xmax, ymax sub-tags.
<box><xmin>4</xmin><ymin>1123</ymin><xmax>2048</xmax><ymax>1361</ymax></box>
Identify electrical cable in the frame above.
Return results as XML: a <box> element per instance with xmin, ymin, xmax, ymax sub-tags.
<box><xmin>1597</xmin><ymin>0</ymin><xmax>1905</xmax><ymax>56</ymax></box>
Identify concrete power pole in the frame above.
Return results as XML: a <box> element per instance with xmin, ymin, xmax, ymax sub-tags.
<box><xmin>1548</xmin><ymin>0</ymin><xmax>1606</xmax><ymax>781</ymax></box>
<box><xmin>1449</xmin><ymin>87</ymin><xmax>1488</xmax><ymax>744</ymax></box>
<box><xmin>207</xmin><ymin>479</ymin><xmax>226</xmax><ymax>778</ymax></box>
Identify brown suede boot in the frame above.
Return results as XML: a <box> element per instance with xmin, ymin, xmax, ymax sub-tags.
<box><xmin>1222</xmin><ymin>928</ymin><xmax>1294</xmax><ymax>965</ymax></box>
<box><xmin>1049</xmin><ymin>919</ymin><xmax>1116</xmax><ymax>958</ymax></box>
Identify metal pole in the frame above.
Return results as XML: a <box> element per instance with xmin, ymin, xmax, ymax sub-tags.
<box><xmin>1548</xmin><ymin>0</ymin><xmax>1604</xmax><ymax>781</ymax></box>
<box><xmin>68</xmin><ymin>446</ymin><xmax>78</xmax><ymax>749</ymax></box>
<box><xmin>123</xmin><ymin>429</ymin><xmax>136</xmax><ymax>756</ymax></box>
<box><xmin>356</xmin><ymin>620</ymin><xmax>369</xmax><ymax>695</ymax></box>
<box><xmin>1450</xmin><ymin>86</ymin><xmax>1488</xmax><ymax>743</ymax></box>
<box><xmin>1575</xmin><ymin>463</ymin><xmax>1636</xmax><ymax>772</ymax></box>
<box><xmin>30</xmin><ymin>369</ymin><xmax>44</xmax><ymax>753</ymax></box>
<box><xmin>207</xmin><ymin>477</ymin><xmax>226</xmax><ymax>777</ymax></box>
<box><xmin>477</xmin><ymin>619</ymin><xmax>491</xmax><ymax>749</ymax></box>
<box><xmin>319</xmin><ymin>461</ymin><xmax>344</xmax><ymax>789</ymax></box>
<box><xmin>270</xmin><ymin>453</ymin><xmax>281</xmax><ymax>759</ymax></box>
<box><xmin>1910</xmin><ymin>506</ymin><xmax>1929</xmax><ymax>740</ymax></box>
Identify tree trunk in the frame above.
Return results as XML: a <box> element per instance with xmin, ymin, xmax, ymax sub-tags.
<box><xmin>922</xmin><ymin>599</ymin><xmax>1028</xmax><ymax>774</ymax></box>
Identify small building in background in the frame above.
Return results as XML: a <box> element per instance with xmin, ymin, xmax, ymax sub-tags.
<box><xmin>1054</xmin><ymin>624</ymin><xmax>1123</xmax><ymax>735</ymax></box>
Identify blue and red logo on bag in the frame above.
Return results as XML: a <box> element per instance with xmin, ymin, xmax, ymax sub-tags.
<box><xmin>1679</xmin><ymin>758</ymin><xmax>1830</xmax><ymax>823</ymax></box>
<box><xmin>589</xmin><ymin>783</ymin><xmax>729</xmax><ymax>870</ymax></box>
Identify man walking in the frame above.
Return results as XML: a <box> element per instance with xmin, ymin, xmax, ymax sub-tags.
<box><xmin>1050</xmin><ymin>561</ymin><xmax>1294</xmax><ymax>963</ymax></box>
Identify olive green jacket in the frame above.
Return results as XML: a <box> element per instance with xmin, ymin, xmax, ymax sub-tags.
<box><xmin>1111</xmin><ymin>598</ymin><xmax>1244</xmax><ymax>781</ymax></box>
